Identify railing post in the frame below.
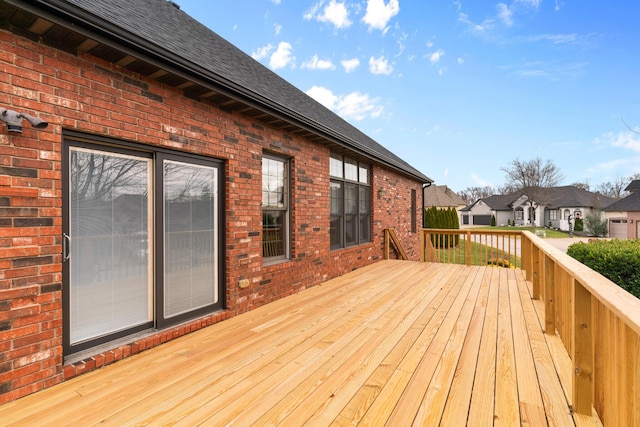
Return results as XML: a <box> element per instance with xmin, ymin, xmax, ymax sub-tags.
<box><xmin>544</xmin><ymin>255</ymin><xmax>556</xmax><ymax>335</ymax></box>
<box><xmin>419</xmin><ymin>230</ymin><xmax>425</xmax><ymax>262</ymax></box>
<box><xmin>465</xmin><ymin>230</ymin><xmax>471</xmax><ymax>266</ymax></box>
<box><xmin>532</xmin><ymin>244</ymin><xmax>540</xmax><ymax>299</ymax></box>
<box><xmin>572</xmin><ymin>279</ymin><xmax>593</xmax><ymax>415</ymax></box>
<box><xmin>384</xmin><ymin>229</ymin><xmax>390</xmax><ymax>260</ymax></box>
<box><xmin>521</xmin><ymin>235</ymin><xmax>530</xmax><ymax>280</ymax></box>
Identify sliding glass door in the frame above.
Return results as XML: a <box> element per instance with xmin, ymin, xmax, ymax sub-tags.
<box><xmin>63</xmin><ymin>136</ymin><xmax>223</xmax><ymax>354</ymax></box>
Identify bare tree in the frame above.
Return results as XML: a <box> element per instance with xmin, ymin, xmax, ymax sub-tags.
<box><xmin>595</xmin><ymin>176</ymin><xmax>628</xmax><ymax>199</ymax></box>
<box><xmin>501</xmin><ymin>158</ymin><xmax>564</xmax><ymax>224</ymax></box>
<box><xmin>458</xmin><ymin>185</ymin><xmax>497</xmax><ymax>205</ymax></box>
<box><xmin>572</xmin><ymin>179</ymin><xmax>590</xmax><ymax>191</ymax></box>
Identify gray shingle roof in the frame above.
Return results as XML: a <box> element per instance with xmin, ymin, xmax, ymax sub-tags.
<box><xmin>625</xmin><ymin>180</ymin><xmax>640</xmax><ymax>192</ymax></box>
<box><xmin>41</xmin><ymin>0</ymin><xmax>430</xmax><ymax>182</ymax></box>
<box><xmin>534</xmin><ymin>186</ymin><xmax>616</xmax><ymax>209</ymax></box>
<box><xmin>604</xmin><ymin>191</ymin><xmax>640</xmax><ymax>212</ymax></box>
<box><xmin>462</xmin><ymin>186</ymin><xmax>616</xmax><ymax>212</ymax></box>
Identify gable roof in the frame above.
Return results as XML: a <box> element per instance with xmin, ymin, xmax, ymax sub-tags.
<box><xmin>423</xmin><ymin>185</ymin><xmax>465</xmax><ymax>208</ymax></box>
<box><xmin>481</xmin><ymin>193</ymin><xmax>521</xmax><ymax>211</ymax></box>
<box><xmin>533</xmin><ymin>186</ymin><xmax>616</xmax><ymax>209</ymax></box>
<box><xmin>463</xmin><ymin>186</ymin><xmax>616</xmax><ymax>212</ymax></box>
<box><xmin>604</xmin><ymin>191</ymin><xmax>640</xmax><ymax>212</ymax></box>
<box><xmin>1</xmin><ymin>0</ymin><xmax>430</xmax><ymax>183</ymax></box>
<box><xmin>625</xmin><ymin>180</ymin><xmax>640</xmax><ymax>192</ymax></box>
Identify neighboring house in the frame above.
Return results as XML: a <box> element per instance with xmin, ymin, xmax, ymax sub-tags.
<box><xmin>423</xmin><ymin>185</ymin><xmax>465</xmax><ymax>223</ymax></box>
<box><xmin>462</xmin><ymin>186</ymin><xmax>615</xmax><ymax>230</ymax></box>
<box><xmin>0</xmin><ymin>0</ymin><xmax>432</xmax><ymax>404</ymax></box>
<box><xmin>603</xmin><ymin>180</ymin><xmax>640</xmax><ymax>238</ymax></box>
<box><xmin>460</xmin><ymin>194</ymin><xmax>515</xmax><ymax>226</ymax></box>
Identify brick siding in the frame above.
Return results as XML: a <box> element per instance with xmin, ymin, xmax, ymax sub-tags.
<box><xmin>0</xmin><ymin>30</ymin><xmax>424</xmax><ymax>404</ymax></box>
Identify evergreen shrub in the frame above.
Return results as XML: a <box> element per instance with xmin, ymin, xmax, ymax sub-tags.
<box><xmin>567</xmin><ymin>239</ymin><xmax>640</xmax><ymax>299</ymax></box>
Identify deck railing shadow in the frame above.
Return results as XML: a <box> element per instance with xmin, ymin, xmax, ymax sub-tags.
<box><xmin>418</xmin><ymin>228</ymin><xmax>640</xmax><ymax>424</ymax></box>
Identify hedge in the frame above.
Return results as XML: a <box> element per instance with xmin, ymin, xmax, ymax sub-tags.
<box><xmin>567</xmin><ymin>239</ymin><xmax>640</xmax><ymax>299</ymax></box>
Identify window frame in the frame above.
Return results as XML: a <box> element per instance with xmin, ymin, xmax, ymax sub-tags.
<box><xmin>62</xmin><ymin>131</ymin><xmax>225</xmax><ymax>356</ymax></box>
<box><xmin>262</xmin><ymin>153</ymin><xmax>291</xmax><ymax>264</ymax></box>
<box><xmin>330</xmin><ymin>154</ymin><xmax>371</xmax><ymax>250</ymax></box>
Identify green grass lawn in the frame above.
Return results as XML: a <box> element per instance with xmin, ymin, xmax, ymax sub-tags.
<box><xmin>432</xmin><ymin>237</ymin><xmax>521</xmax><ymax>268</ymax></box>
<box><xmin>473</xmin><ymin>226</ymin><xmax>570</xmax><ymax>238</ymax></box>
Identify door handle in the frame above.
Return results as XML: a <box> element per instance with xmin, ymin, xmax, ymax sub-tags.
<box><xmin>62</xmin><ymin>233</ymin><xmax>70</xmax><ymax>262</ymax></box>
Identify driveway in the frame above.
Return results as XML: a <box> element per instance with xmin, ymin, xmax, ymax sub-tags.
<box><xmin>543</xmin><ymin>237</ymin><xmax>591</xmax><ymax>253</ymax></box>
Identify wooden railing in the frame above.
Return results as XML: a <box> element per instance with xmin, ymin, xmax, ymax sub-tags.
<box><xmin>384</xmin><ymin>229</ymin><xmax>408</xmax><ymax>260</ymax></box>
<box><xmin>420</xmin><ymin>228</ymin><xmax>521</xmax><ymax>267</ymax></box>
<box><xmin>420</xmin><ymin>228</ymin><xmax>640</xmax><ymax>423</ymax></box>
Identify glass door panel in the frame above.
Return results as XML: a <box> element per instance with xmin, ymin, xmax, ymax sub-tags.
<box><xmin>68</xmin><ymin>148</ymin><xmax>152</xmax><ymax>345</ymax></box>
<box><xmin>163</xmin><ymin>160</ymin><xmax>218</xmax><ymax>318</ymax></box>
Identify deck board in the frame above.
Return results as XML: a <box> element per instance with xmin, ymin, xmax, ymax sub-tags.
<box><xmin>0</xmin><ymin>260</ymin><xmax>602</xmax><ymax>426</ymax></box>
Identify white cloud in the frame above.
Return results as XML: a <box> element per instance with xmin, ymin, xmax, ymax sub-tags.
<box><xmin>597</xmin><ymin>131</ymin><xmax>640</xmax><ymax>153</ymax></box>
<box><xmin>341</xmin><ymin>58</ymin><xmax>360</xmax><ymax>73</ymax></box>
<box><xmin>304</xmin><ymin>0</ymin><xmax>352</xmax><ymax>29</ymax></box>
<box><xmin>306</xmin><ymin>86</ymin><xmax>337</xmax><ymax>109</ymax></box>
<box><xmin>252</xmin><ymin>44</ymin><xmax>273</xmax><ymax>61</ymax></box>
<box><xmin>516</xmin><ymin>0</ymin><xmax>541</xmax><ymax>8</ymax></box>
<box><xmin>497</xmin><ymin>3</ymin><xmax>513</xmax><ymax>27</ymax></box>
<box><xmin>269</xmin><ymin>42</ymin><xmax>295</xmax><ymax>69</ymax></box>
<box><xmin>525</xmin><ymin>33</ymin><xmax>578</xmax><ymax>45</ymax></box>
<box><xmin>369</xmin><ymin>56</ymin><xmax>394</xmax><ymax>75</ymax></box>
<box><xmin>426</xmin><ymin>124</ymin><xmax>441</xmax><ymax>135</ymax></box>
<box><xmin>271</xmin><ymin>0</ymin><xmax>281</xmax><ymax>4</ymax></box>
<box><xmin>362</xmin><ymin>0</ymin><xmax>400</xmax><ymax>33</ymax></box>
<box><xmin>301</xmin><ymin>54</ymin><xmax>336</xmax><ymax>70</ymax></box>
<box><xmin>438</xmin><ymin>67</ymin><xmax>447</xmax><ymax>76</ymax></box>
<box><xmin>458</xmin><ymin>12</ymin><xmax>495</xmax><ymax>34</ymax></box>
<box><xmin>471</xmin><ymin>172</ymin><xmax>493</xmax><ymax>187</ymax></box>
<box><xmin>429</xmin><ymin>49</ymin><xmax>445</xmax><ymax>65</ymax></box>
<box><xmin>586</xmin><ymin>131</ymin><xmax>640</xmax><ymax>176</ymax></box>
<box><xmin>274</xmin><ymin>24</ymin><xmax>282</xmax><ymax>35</ymax></box>
<box><xmin>306</xmin><ymin>86</ymin><xmax>384</xmax><ymax>121</ymax></box>
<box><xmin>457</xmin><ymin>57</ymin><xmax>465</xmax><ymax>65</ymax></box>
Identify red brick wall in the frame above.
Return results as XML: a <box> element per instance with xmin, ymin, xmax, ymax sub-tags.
<box><xmin>0</xmin><ymin>30</ymin><xmax>423</xmax><ymax>404</ymax></box>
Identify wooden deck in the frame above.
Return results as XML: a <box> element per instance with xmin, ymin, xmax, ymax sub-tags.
<box><xmin>0</xmin><ymin>260</ymin><xmax>602</xmax><ymax>426</ymax></box>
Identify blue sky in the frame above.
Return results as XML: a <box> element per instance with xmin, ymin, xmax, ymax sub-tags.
<box><xmin>175</xmin><ymin>0</ymin><xmax>640</xmax><ymax>193</ymax></box>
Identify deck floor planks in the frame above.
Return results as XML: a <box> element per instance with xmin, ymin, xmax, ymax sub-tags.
<box><xmin>336</xmin><ymin>266</ymin><xmax>465</xmax><ymax>426</ymax></box>
<box><xmin>438</xmin><ymin>266</ymin><xmax>493</xmax><ymax>426</ymax></box>
<box><xmin>0</xmin><ymin>260</ymin><xmax>603</xmax><ymax>426</ymax></box>
<box><xmin>383</xmin><ymin>264</ymin><xmax>478</xmax><ymax>425</ymax></box>
<box><xmin>411</xmin><ymin>266</ymin><xmax>485</xmax><ymax>426</ymax></box>
<box><xmin>507</xmin><ymin>267</ymin><xmax>548</xmax><ymax>425</ymax></box>
<box><xmin>202</xmin><ymin>264</ymin><xmax>455</xmax><ymax>426</ymax></box>
<box><xmin>494</xmin><ymin>268</ymin><xmax>521</xmax><ymax>425</ymax></box>
<box><xmin>103</xmin><ymin>262</ymin><xmax>423</xmax><ymax>426</ymax></box>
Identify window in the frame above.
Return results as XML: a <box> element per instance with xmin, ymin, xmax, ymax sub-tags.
<box><xmin>411</xmin><ymin>189</ymin><xmax>417</xmax><ymax>233</ymax></box>
<box><xmin>62</xmin><ymin>133</ymin><xmax>224</xmax><ymax>355</ymax></box>
<box><xmin>515</xmin><ymin>207</ymin><xmax>524</xmax><ymax>220</ymax></box>
<box><xmin>549</xmin><ymin>210</ymin><xmax>558</xmax><ymax>220</ymax></box>
<box><xmin>564</xmin><ymin>209</ymin><xmax>570</xmax><ymax>219</ymax></box>
<box><xmin>330</xmin><ymin>154</ymin><xmax>371</xmax><ymax>249</ymax></box>
<box><xmin>262</xmin><ymin>155</ymin><xmax>289</xmax><ymax>262</ymax></box>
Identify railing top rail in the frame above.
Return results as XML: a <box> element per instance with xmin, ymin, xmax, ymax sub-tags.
<box><xmin>421</xmin><ymin>228</ymin><xmax>523</xmax><ymax>236</ymax></box>
<box><xmin>523</xmin><ymin>231</ymin><xmax>640</xmax><ymax>336</ymax></box>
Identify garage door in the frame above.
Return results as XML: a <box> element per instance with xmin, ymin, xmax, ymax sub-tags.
<box><xmin>609</xmin><ymin>219</ymin><xmax>628</xmax><ymax>239</ymax></box>
<box><xmin>473</xmin><ymin>215</ymin><xmax>492</xmax><ymax>225</ymax></box>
